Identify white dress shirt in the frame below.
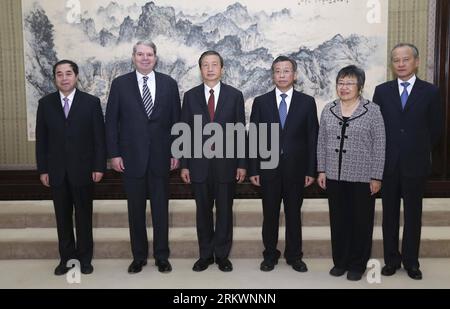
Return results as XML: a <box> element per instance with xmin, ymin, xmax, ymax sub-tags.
<box><xmin>397</xmin><ymin>75</ymin><xmax>416</xmax><ymax>96</ymax></box>
<box><xmin>276</xmin><ymin>87</ymin><xmax>293</xmax><ymax>113</ymax></box>
<box><xmin>136</xmin><ymin>70</ymin><xmax>156</xmax><ymax>102</ymax></box>
<box><xmin>204</xmin><ymin>82</ymin><xmax>221</xmax><ymax>109</ymax></box>
<box><xmin>59</xmin><ymin>89</ymin><xmax>76</xmax><ymax>110</ymax></box>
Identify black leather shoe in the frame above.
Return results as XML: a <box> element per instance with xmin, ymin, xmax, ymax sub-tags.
<box><xmin>192</xmin><ymin>257</ymin><xmax>214</xmax><ymax>272</ymax></box>
<box><xmin>127</xmin><ymin>260</ymin><xmax>147</xmax><ymax>274</ymax></box>
<box><xmin>155</xmin><ymin>259</ymin><xmax>172</xmax><ymax>273</ymax></box>
<box><xmin>381</xmin><ymin>264</ymin><xmax>401</xmax><ymax>276</ymax></box>
<box><xmin>216</xmin><ymin>258</ymin><xmax>233</xmax><ymax>272</ymax></box>
<box><xmin>347</xmin><ymin>271</ymin><xmax>363</xmax><ymax>281</ymax></box>
<box><xmin>81</xmin><ymin>264</ymin><xmax>94</xmax><ymax>275</ymax></box>
<box><xmin>405</xmin><ymin>267</ymin><xmax>422</xmax><ymax>280</ymax></box>
<box><xmin>287</xmin><ymin>259</ymin><xmax>308</xmax><ymax>272</ymax></box>
<box><xmin>260</xmin><ymin>259</ymin><xmax>277</xmax><ymax>272</ymax></box>
<box><xmin>329</xmin><ymin>266</ymin><xmax>346</xmax><ymax>277</ymax></box>
<box><xmin>54</xmin><ymin>262</ymin><xmax>73</xmax><ymax>276</ymax></box>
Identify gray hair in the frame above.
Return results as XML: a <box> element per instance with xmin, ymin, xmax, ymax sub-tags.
<box><xmin>133</xmin><ymin>40</ymin><xmax>157</xmax><ymax>56</ymax></box>
<box><xmin>391</xmin><ymin>43</ymin><xmax>419</xmax><ymax>60</ymax></box>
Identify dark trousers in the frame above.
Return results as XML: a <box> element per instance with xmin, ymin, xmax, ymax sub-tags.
<box><xmin>124</xmin><ymin>170</ymin><xmax>169</xmax><ymax>261</ymax></box>
<box><xmin>51</xmin><ymin>175</ymin><xmax>93</xmax><ymax>265</ymax></box>
<box><xmin>382</xmin><ymin>170</ymin><xmax>426</xmax><ymax>269</ymax></box>
<box><xmin>327</xmin><ymin>179</ymin><xmax>375</xmax><ymax>274</ymax></box>
<box><xmin>191</xmin><ymin>164</ymin><xmax>235</xmax><ymax>260</ymax></box>
<box><xmin>260</xmin><ymin>161</ymin><xmax>305</xmax><ymax>262</ymax></box>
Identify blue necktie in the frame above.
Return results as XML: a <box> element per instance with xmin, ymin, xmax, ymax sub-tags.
<box><xmin>400</xmin><ymin>82</ymin><xmax>410</xmax><ymax>109</ymax></box>
<box><xmin>142</xmin><ymin>76</ymin><xmax>154</xmax><ymax>118</ymax></box>
<box><xmin>279</xmin><ymin>93</ymin><xmax>288</xmax><ymax>129</ymax></box>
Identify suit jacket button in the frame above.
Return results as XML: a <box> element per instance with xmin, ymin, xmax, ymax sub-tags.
<box><xmin>339</xmin><ymin>122</ymin><xmax>343</xmax><ymax>126</ymax></box>
<box><xmin>337</xmin><ymin>136</ymin><xmax>341</xmax><ymax>140</ymax></box>
<box><xmin>344</xmin><ymin>136</ymin><xmax>348</xmax><ymax>139</ymax></box>
<box><xmin>335</xmin><ymin>149</ymin><xmax>339</xmax><ymax>153</ymax></box>
<box><xmin>343</xmin><ymin>150</ymin><xmax>347</xmax><ymax>154</ymax></box>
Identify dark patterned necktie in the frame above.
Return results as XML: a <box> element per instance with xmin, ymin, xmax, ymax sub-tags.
<box><xmin>208</xmin><ymin>89</ymin><xmax>215</xmax><ymax>122</ymax></box>
<box><xmin>142</xmin><ymin>76</ymin><xmax>154</xmax><ymax>118</ymax></box>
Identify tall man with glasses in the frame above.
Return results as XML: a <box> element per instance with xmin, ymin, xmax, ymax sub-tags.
<box><xmin>105</xmin><ymin>41</ymin><xmax>181</xmax><ymax>274</ymax></box>
<box><xmin>249</xmin><ymin>56</ymin><xmax>318</xmax><ymax>273</ymax></box>
<box><xmin>373</xmin><ymin>43</ymin><xmax>443</xmax><ymax>280</ymax></box>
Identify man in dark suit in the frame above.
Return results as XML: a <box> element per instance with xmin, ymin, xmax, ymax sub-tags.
<box><xmin>105</xmin><ymin>41</ymin><xmax>181</xmax><ymax>274</ymax></box>
<box><xmin>373</xmin><ymin>43</ymin><xmax>442</xmax><ymax>280</ymax></box>
<box><xmin>36</xmin><ymin>60</ymin><xmax>106</xmax><ymax>276</ymax></box>
<box><xmin>180</xmin><ymin>50</ymin><xmax>246</xmax><ymax>272</ymax></box>
<box><xmin>249</xmin><ymin>56</ymin><xmax>318</xmax><ymax>273</ymax></box>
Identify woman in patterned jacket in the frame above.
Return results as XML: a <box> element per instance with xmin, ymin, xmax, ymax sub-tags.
<box><xmin>317</xmin><ymin>65</ymin><xmax>386</xmax><ymax>281</ymax></box>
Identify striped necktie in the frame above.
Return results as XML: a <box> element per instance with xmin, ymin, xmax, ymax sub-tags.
<box><xmin>142</xmin><ymin>76</ymin><xmax>154</xmax><ymax>118</ymax></box>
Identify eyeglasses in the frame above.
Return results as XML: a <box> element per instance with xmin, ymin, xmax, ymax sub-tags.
<box><xmin>274</xmin><ymin>70</ymin><xmax>294</xmax><ymax>75</ymax></box>
<box><xmin>337</xmin><ymin>82</ymin><xmax>358</xmax><ymax>88</ymax></box>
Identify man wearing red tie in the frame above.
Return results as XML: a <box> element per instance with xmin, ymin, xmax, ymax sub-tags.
<box><xmin>180</xmin><ymin>51</ymin><xmax>246</xmax><ymax>272</ymax></box>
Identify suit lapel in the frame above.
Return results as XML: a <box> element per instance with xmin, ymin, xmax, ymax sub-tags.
<box><xmin>51</xmin><ymin>92</ymin><xmax>66</xmax><ymax>119</ymax></box>
<box><xmin>404</xmin><ymin>78</ymin><xmax>425</xmax><ymax>112</ymax></box>
<box><xmin>129</xmin><ymin>71</ymin><xmax>149</xmax><ymax>118</ymax></box>
<box><xmin>348</xmin><ymin>98</ymin><xmax>369</xmax><ymax>121</ymax></box>
<box><xmin>389</xmin><ymin>80</ymin><xmax>403</xmax><ymax>112</ymax></box>
<box><xmin>67</xmin><ymin>89</ymin><xmax>81</xmax><ymax>119</ymax></box>
<box><xmin>329</xmin><ymin>98</ymin><xmax>368</xmax><ymax>121</ymax></box>
<box><xmin>194</xmin><ymin>85</ymin><xmax>210</xmax><ymax>122</ymax></box>
<box><xmin>329</xmin><ymin>100</ymin><xmax>343</xmax><ymax>121</ymax></box>
<box><xmin>268</xmin><ymin>90</ymin><xmax>280</xmax><ymax>128</ymax></box>
<box><xmin>151</xmin><ymin>72</ymin><xmax>165</xmax><ymax>119</ymax></box>
<box><xmin>283</xmin><ymin>90</ymin><xmax>300</xmax><ymax>131</ymax></box>
<box><xmin>214</xmin><ymin>82</ymin><xmax>227</xmax><ymax>121</ymax></box>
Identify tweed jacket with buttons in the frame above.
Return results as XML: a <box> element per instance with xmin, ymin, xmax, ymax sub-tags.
<box><xmin>317</xmin><ymin>98</ymin><xmax>386</xmax><ymax>183</ymax></box>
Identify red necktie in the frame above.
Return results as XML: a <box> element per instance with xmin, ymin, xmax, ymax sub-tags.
<box><xmin>208</xmin><ymin>89</ymin><xmax>215</xmax><ymax>122</ymax></box>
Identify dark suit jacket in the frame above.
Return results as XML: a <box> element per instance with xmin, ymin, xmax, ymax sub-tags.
<box><xmin>105</xmin><ymin>71</ymin><xmax>181</xmax><ymax>178</ymax></box>
<box><xmin>373</xmin><ymin>78</ymin><xmax>442</xmax><ymax>178</ymax></box>
<box><xmin>249</xmin><ymin>89</ymin><xmax>318</xmax><ymax>182</ymax></box>
<box><xmin>180</xmin><ymin>82</ymin><xmax>246</xmax><ymax>183</ymax></box>
<box><xmin>35</xmin><ymin>89</ymin><xmax>106</xmax><ymax>186</ymax></box>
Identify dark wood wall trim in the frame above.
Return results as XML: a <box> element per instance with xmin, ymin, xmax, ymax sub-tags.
<box><xmin>433</xmin><ymin>0</ymin><xmax>450</xmax><ymax>179</ymax></box>
<box><xmin>1</xmin><ymin>170</ymin><xmax>450</xmax><ymax>200</ymax></box>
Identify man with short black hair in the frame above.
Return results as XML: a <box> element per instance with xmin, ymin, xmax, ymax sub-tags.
<box><xmin>249</xmin><ymin>56</ymin><xmax>318</xmax><ymax>273</ymax></box>
<box><xmin>36</xmin><ymin>59</ymin><xmax>106</xmax><ymax>276</ymax></box>
<box><xmin>180</xmin><ymin>50</ymin><xmax>246</xmax><ymax>272</ymax></box>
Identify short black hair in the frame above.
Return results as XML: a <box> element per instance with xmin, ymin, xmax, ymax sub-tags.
<box><xmin>198</xmin><ymin>50</ymin><xmax>224</xmax><ymax>68</ymax></box>
<box><xmin>336</xmin><ymin>65</ymin><xmax>366</xmax><ymax>91</ymax></box>
<box><xmin>53</xmin><ymin>60</ymin><xmax>79</xmax><ymax>78</ymax></box>
<box><xmin>271</xmin><ymin>56</ymin><xmax>297</xmax><ymax>73</ymax></box>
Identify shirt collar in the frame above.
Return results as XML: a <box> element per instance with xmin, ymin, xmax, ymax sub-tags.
<box><xmin>59</xmin><ymin>88</ymin><xmax>76</xmax><ymax>102</ymax></box>
<box><xmin>398</xmin><ymin>75</ymin><xmax>416</xmax><ymax>87</ymax></box>
<box><xmin>136</xmin><ymin>70</ymin><xmax>155</xmax><ymax>82</ymax></box>
<box><xmin>275</xmin><ymin>87</ymin><xmax>293</xmax><ymax>99</ymax></box>
<box><xmin>204</xmin><ymin>82</ymin><xmax>221</xmax><ymax>94</ymax></box>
